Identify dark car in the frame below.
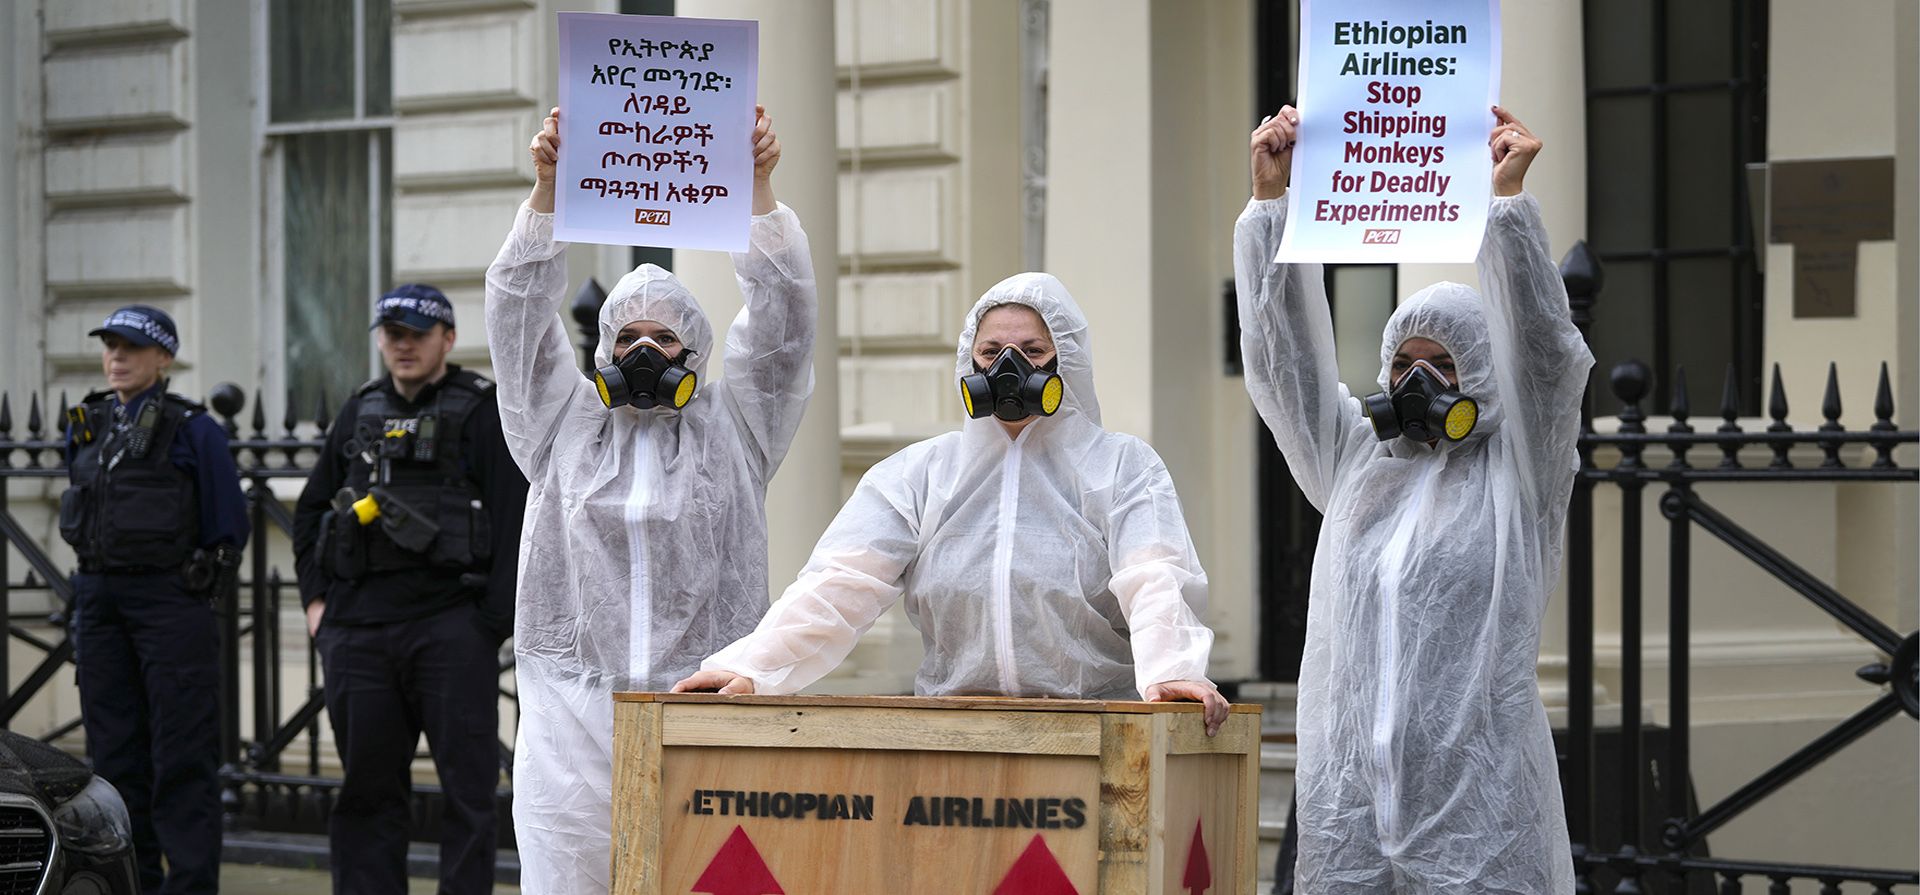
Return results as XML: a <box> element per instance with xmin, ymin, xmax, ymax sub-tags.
<box><xmin>0</xmin><ymin>729</ymin><xmax>138</xmax><ymax>895</ymax></box>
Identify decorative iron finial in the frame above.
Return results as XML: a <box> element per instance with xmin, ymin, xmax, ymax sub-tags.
<box><xmin>571</xmin><ymin>278</ymin><xmax>609</xmax><ymax>372</ymax></box>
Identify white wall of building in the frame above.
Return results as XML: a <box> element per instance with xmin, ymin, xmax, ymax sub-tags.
<box><xmin>2</xmin><ymin>0</ymin><xmax>1913</xmax><ymax>874</ymax></box>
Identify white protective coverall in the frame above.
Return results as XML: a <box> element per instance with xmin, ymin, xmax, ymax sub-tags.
<box><xmin>701</xmin><ymin>273</ymin><xmax>1216</xmax><ymax>700</ymax></box>
<box><xmin>484</xmin><ymin>202</ymin><xmax>815</xmax><ymax>892</ymax></box>
<box><xmin>1234</xmin><ymin>192</ymin><xmax>1592</xmax><ymax>893</ymax></box>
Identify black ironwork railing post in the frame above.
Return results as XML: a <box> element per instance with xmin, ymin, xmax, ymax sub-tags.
<box><xmin>1</xmin><ymin>503</ymin><xmax>10</xmax><ymax>703</ymax></box>
<box><xmin>208</xmin><ymin>389</ymin><xmax>247</xmax><ymax>807</ymax></box>
<box><xmin>219</xmin><ymin>559</ymin><xmax>242</xmax><ymax>773</ymax></box>
<box><xmin>308</xmin><ymin>635</ymin><xmax>322</xmax><ymax>776</ymax></box>
<box><xmin>1660</xmin><ymin>369</ymin><xmax>1694</xmax><ymax>854</ymax></box>
<box><xmin>0</xmin><ymin>392</ymin><xmax>10</xmax><ymax>700</ymax></box>
<box><xmin>1561</xmin><ymin>240</ymin><xmax>1601</xmax><ymax>876</ymax></box>
<box><xmin>250</xmin><ymin>474</ymin><xmax>274</xmax><ymax>770</ymax></box>
<box><xmin>1612</xmin><ymin>360</ymin><xmax>1652</xmax><ymax>892</ymax></box>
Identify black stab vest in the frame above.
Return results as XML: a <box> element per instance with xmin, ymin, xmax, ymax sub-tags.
<box><xmin>337</xmin><ymin>369</ymin><xmax>493</xmax><ymax>576</ymax></box>
<box><xmin>60</xmin><ymin>390</ymin><xmax>201</xmax><ymax>570</ymax></box>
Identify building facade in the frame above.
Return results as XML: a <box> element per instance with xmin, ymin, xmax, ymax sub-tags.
<box><xmin>3</xmin><ymin>0</ymin><xmax>1914</xmax><ymax>878</ymax></box>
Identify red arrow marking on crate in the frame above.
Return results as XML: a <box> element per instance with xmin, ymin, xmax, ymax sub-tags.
<box><xmin>691</xmin><ymin>826</ymin><xmax>784</xmax><ymax>895</ymax></box>
<box><xmin>992</xmin><ymin>834</ymin><xmax>1079</xmax><ymax>895</ymax></box>
<box><xmin>1182</xmin><ymin>818</ymin><xmax>1212</xmax><ymax>894</ymax></box>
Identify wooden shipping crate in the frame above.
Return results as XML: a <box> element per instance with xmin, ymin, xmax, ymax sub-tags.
<box><xmin>611</xmin><ymin>693</ymin><xmax>1262</xmax><ymax>894</ymax></box>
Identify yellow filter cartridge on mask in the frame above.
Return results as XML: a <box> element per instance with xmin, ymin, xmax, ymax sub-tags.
<box><xmin>1040</xmin><ymin>376</ymin><xmax>1064</xmax><ymax>415</ymax></box>
<box><xmin>1444</xmin><ymin>397</ymin><xmax>1478</xmax><ymax>441</ymax></box>
<box><xmin>673</xmin><ymin>371</ymin><xmax>698</xmax><ymax>408</ymax></box>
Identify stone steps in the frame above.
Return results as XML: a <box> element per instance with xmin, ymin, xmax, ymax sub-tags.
<box><xmin>1239</xmin><ymin>681</ymin><xmax>1298</xmax><ymax>891</ymax></box>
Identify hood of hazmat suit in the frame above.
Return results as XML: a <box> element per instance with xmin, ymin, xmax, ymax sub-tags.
<box><xmin>702</xmin><ymin>273</ymin><xmax>1215</xmax><ymax>700</ymax></box>
<box><xmin>1234</xmin><ymin>191</ymin><xmax>1593</xmax><ymax>894</ymax></box>
<box><xmin>484</xmin><ymin>202</ymin><xmax>816</xmax><ymax>892</ymax></box>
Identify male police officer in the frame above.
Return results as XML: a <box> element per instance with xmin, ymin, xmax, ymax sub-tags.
<box><xmin>292</xmin><ymin>284</ymin><xmax>527</xmax><ymax>895</ymax></box>
<box><xmin>63</xmin><ymin>304</ymin><xmax>249</xmax><ymax>895</ymax></box>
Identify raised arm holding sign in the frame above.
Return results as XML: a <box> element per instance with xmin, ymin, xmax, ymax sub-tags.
<box><xmin>487</xmin><ymin>69</ymin><xmax>820</xmax><ymax>890</ymax></box>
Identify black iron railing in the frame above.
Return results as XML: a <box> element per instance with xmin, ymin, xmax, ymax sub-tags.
<box><xmin>0</xmin><ymin>387</ymin><xmax>520</xmax><ymax>848</ymax></box>
<box><xmin>1561</xmin><ymin>240</ymin><xmax>1918</xmax><ymax>894</ymax></box>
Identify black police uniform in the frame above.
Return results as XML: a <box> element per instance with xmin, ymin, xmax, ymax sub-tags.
<box><xmin>62</xmin><ymin>381</ymin><xmax>249</xmax><ymax>895</ymax></box>
<box><xmin>292</xmin><ymin>366</ymin><xmax>526</xmax><ymax>895</ymax></box>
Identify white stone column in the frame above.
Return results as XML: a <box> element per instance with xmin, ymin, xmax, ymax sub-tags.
<box><xmin>1398</xmin><ymin>0</ymin><xmax>1590</xmax><ymax>294</ymax></box>
<box><xmin>1398</xmin><ymin>0</ymin><xmax>1590</xmax><ymax>703</ymax></box>
<box><xmin>1045</xmin><ymin>0</ymin><xmax>1260</xmax><ymax>681</ymax></box>
<box><xmin>1896</xmin><ymin>0</ymin><xmax>1919</xmax><ymax>635</ymax></box>
<box><xmin>1</xmin><ymin>4</ymin><xmax>22</xmax><ymax>398</ymax></box>
<box><xmin>670</xmin><ymin>0</ymin><xmax>841</xmax><ymax>597</ymax></box>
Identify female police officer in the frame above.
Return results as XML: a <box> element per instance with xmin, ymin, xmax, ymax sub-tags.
<box><xmin>62</xmin><ymin>304</ymin><xmax>249</xmax><ymax>895</ymax></box>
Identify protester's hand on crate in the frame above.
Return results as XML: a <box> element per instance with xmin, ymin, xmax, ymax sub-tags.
<box><xmin>672</xmin><ymin>670</ymin><xmax>756</xmax><ymax>695</ymax></box>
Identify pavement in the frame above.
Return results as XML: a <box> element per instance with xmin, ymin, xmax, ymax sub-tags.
<box><xmin>220</xmin><ymin>864</ymin><xmax>521</xmax><ymax>894</ymax></box>
<box><xmin>215</xmin><ymin>832</ymin><xmax>521</xmax><ymax>895</ymax></box>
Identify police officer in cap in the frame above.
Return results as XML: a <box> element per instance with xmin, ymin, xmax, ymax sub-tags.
<box><xmin>62</xmin><ymin>304</ymin><xmax>249</xmax><ymax>895</ymax></box>
<box><xmin>293</xmin><ymin>284</ymin><xmax>527</xmax><ymax>895</ymax></box>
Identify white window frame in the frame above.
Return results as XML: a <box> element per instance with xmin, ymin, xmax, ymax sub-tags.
<box><xmin>252</xmin><ymin>0</ymin><xmax>396</xmax><ymax>410</ymax></box>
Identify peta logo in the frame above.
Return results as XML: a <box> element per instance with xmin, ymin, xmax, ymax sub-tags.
<box><xmin>634</xmin><ymin>208</ymin><xmax>671</xmax><ymax>225</ymax></box>
<box><xmin>1363</xmin><ymin>229</ymin><xmax>1402</xmax><ymax>244</ymax></box>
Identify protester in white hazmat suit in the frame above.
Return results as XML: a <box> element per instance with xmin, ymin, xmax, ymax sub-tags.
<box><xmin>485</xmin><ymin>106</ymin><xmax>816</xmax><ymax>892</ymax></box>
<box><xmin>1235</xmin><ymin>105</ymin><xmax>1591</xmax><ymax>893</ymax></box>
<box><xmin>674</xmin><ymin>273</ymin><xmax>1229</xmax><ymax>734</ymax></box>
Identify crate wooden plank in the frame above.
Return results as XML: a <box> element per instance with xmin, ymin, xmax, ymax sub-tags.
<box><xmin>1096</xmin><ymin>713</ymin><xmax>1157</xmax><ymax>891</ymax></box>
<box><xmin>661</xmin><ymin>703</ymin><xmax>1102</xmax><ymax>755</ymax></box>
<box><xmin>611</xmin><ymin>700</ymin><xmax>663</xmax><ymax>895</ymax></box>
<box><xmin>1163</xmin><ymin>753</ymin><xmax>1244</xmax><ymax>895</ymax></box>
<box><xmin>1168</xmin><ymin>709</ymin><xmax>1261</xmax><ymax>755</ymax></box>
<box><xmin>617</xmin><ymin>690</ymin><xmax>1262</xmax><ymax>715</ymax></box>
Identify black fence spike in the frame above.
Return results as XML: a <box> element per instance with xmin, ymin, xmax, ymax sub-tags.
<box><xmin>1766</xmin><ymin>365</ymin><xmax>1793</xmax><ymax>467</ymax></box>
<box><xmin>22</xmin><ymin>570</ymin><xmax>39</xmax><ymax>589</ymax></box>
<box><xmin>315</xmin><ymin>388</ymin><xmax>332</xmax><ymax>435</ymax></box>
<box><xmin>282</xmin><ymin>389</ymin><xmax>298</xmax><ymax>436</ymax></box>
<box><xmin>1819</xmin><ymin>363</ymin><xmax>1843</xmax><ymax>432</ymax></box>
<box><xmin>1717</xmin><ymin>364</ymin><xmax>1741</xmax><ymax>431</ymax></box>
<box><xmin>1872</xmin><ymin>361</ymin><xmax>1895</xmax><ymax>431</ymax></box>
<box><xmin>26</xmin><ymin>393</ymin><xmax>43</xmax><ymax>438</ymax></box>
<box><xmin>1666</xmin><ymin>366</ymin><xmax>1693</xmax><ymax>469</ymax></box>
<box><xmin>1872</xmin><ymin>362</ymin><xmax>1898</xmax><ymax>468</ymax></box>
<box><xmin>1816</xmin><ymin>364</ymin><xmax>1846</xmax><ymax>468</ymax></box>
<box><xmin>1670</xmin><ymin>366</ymin><xmax>1691</xmax><ymax>428</ymax></box>
<box><xmin>1766</xmin><ymin>363</ymin><xmax>1790</xmax><ymax>432</ymax></box>
<box><xmin>1716</xmin><ymin>364</ymin><xmax>1743</xmax><ymax>468</ymax></box>
<box><xmin>1</xmin><ymin>393</ymin><xmax>13</xmax><ymax>436</ymax></box>
<box><xmin>250</xmin><ymin>389</ymin><xmax>268</xmax><ymax>437</ymax></box>
<box><xmin>55</xmin><ymin>392</ymin><xmax>70</xmax><ymax>429</ymax></box>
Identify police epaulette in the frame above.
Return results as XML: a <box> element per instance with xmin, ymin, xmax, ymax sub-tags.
<box><xmin>79</xmin><ymin>389</ymin><xmax>115</xmax><ymax>405</ymax></box>
<box><xmin>353</xmin><ymin>377</ymin><xmax>388</xmax><ymax>397</ymax></box>
<box><xmin>163</xmin><ymin>392</ymin><xmax>207</xmax><ymax>415</ymax></box>
<box><xmin>447</xmin><ymin>368</ymin><xmax>494</xmax><ymax>394</ymax></box>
